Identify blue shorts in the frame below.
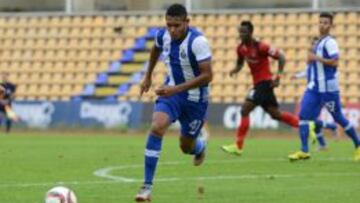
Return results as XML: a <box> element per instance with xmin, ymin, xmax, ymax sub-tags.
<box><xmin>299</xmin><ymin>90</ymin><xmax>343</xmax><ymax>120</ymax></box>
<box><xmin>154</xmin><ymin>95</ymin><xmax>208</xmax><ymax>138</ymax></box>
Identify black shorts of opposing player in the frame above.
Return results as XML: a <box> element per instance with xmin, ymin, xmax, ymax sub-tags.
<box><xmin>245</xmin><ymin>80</ymin><xmax>279</xmax><ymax>109</ymax></box>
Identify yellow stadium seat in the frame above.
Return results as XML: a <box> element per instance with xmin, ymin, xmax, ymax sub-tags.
<box><xmin>345</xmin><ymin>48</ymin><xmax>357</xmax><ymax>60</ymax></box>
<box><xmin>227</xmin><ymin>26</ymin><xmax>238</xmax><ymax>37</ymax></box>
<box><xmin>286</xmin><ymin>13</ymin><xmax>298</xmax><ymax>25</ymax></box>
<box><xmin>61</xmin><ymin>84</ymin><xmax>73</xmax><ymax>96</ymax></box>
<box><xmin>297</xmin><ymin>13</ymin><xmax>310</xmax><ymax>25</ymax></box>
<box><xmin>273</xmin><ymin>13</ymin><xmax>286</xmax><ymax>25</ymax></box>
<box><xmin>149</xmin><ymin>15</ymin><xmax>163</xmax><ymax>27</ymax></box>
<box><xmin>92</xmin><ymin>28</ymin><xmax>103</xmax><ymax>38</ymax></box>
<box><xmin>227</xmin><ymin>14</ymin><xmax>239</xmax><ymax>27</ymax></box>
<box><xmin>205</xmin><ymin>15</ymin><xmax>217</xmax><ymax>26</ymax></box>
<box><xmin>238</xmin><ymin>14</ymin><xmax>250</xmax><ymax>23</ymax></box>
<box><xmin>251</xmin><ymin>14</ymin><xmax>262</xmax><ymax>25</ymax></box>
<box><xmin>345</xmin><ymin>36</ymin><xmax>358</xmax><ymax>48</ymax></box>
<box><xmin>82</xmin><ymin>17</ymin><xmax>93</xmax><ymax>27</ymax></box>
<box><xmin>309</xmin><ymin>13</ymin><xmax>318</xmax><ymax>25</ymax></box>
<box><xmin>1</xmin><ymin>12</ymin><xmax>359</xmax><ymax>102</ymax></box>
<box><xmin>347</xmin><ymin>24</ymin><xmax>357</xmax><ymax>35</ymax></box>
<box><xmin>298</xmin><ymin>25</ymin><xmax>310</xmax><ymax>37</ymax></box>
<box><xmin>93</xmin><ymin>16</ymin><xmax>105</xmax><ymax>26</ymax></box>
<box><xmin>114</xmin><ymin>16</ymin><xmax>126</xmax><ymax>26</ymax></box>
<box><xmin>273</xmin><ymin>26</ymin><xmax>285</xmax><ymax>37</ymax></box>
<box><xmin>0</xmin><ymin>17</ymin><xmax>6</xmax><ymax>27</ymax></box>
<box><xmin>260</xmin><ymin>26</ymin><xmax>274</xmax><ymax>37</ymax></box>
<box><xmin>346</xmin><ymin>12</ymin><xmax>357</xmax><ymax>24</ymax></box>
<box><xmin>6</xmin><ymin>17</ymin><xmax>19</xmax><ymax>27</ymax></box>
<box><xmin>127</xmin><ymin>85</ymin><xmax>141</xmax><ymax>97</ymax></box>
<box><xmin>73</xmin><ymin>84</ymin><xmax>84</xmax><ymax>95</ymax></box>
<box><xmin>191</xmin><ymin>14</ymin><xmax>205</xmax><ymax>26</ymax></box>
<box><xmin>85</xmin><ymin>74</ymin><xmax>96</xmax><ymax>82</ymax></box>
<box><xmin>262</xmin><ymin>13</ymin><xmax>274</xmax><ymax>25</ymax></box>
<box><xmin>80</xmin><ymin>27</ymin><xmax>92</xmax><ymax>37</ymax></box>
<box><xmin>334</xmin><ymin>24</ymin><xmax>345</xmax><ymax>36</ymax></box>
<box><xmin>334</xmin><ymin>12</ymin><xmax>346</xmax><ymax>25</ymax></box>
<box><xmin>217</xmin><ymin>14</ymin><xmax>228</xmax><ymax>26</ymax></box>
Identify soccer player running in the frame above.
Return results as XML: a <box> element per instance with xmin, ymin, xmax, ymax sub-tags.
<box><xmin>289</xmin><ymin>12</ymin><xmax>360</xmax><ymax>161</ymax></box>
<box><xmin>292</xmin><ymin>37</ymin><xmax>338</xmax><ymax>151</ymax></box>
<box><xmin>135</xmin><ymin>4</ymin><xmax>212</xmax><ymax>202</ymax></box>
<box><xmin>221</xmin><ymin>21</ymin><xmax>336</xmax><ymax>156</ymax></box>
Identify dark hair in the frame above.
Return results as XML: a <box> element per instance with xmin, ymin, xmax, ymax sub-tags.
<box><xmin>240</xmin><ymin>21</ymin><xmax>254</xmax><ymax>33</ymax></box>
<box><xmin>166</xmin><ymin>4</ymin><xmax>187</xmax><ymax>19</ymax></box>
<box><xmin>320</xmin><ymin>12</ymin><xmax>334</xmax><ymax>24</ymax></box>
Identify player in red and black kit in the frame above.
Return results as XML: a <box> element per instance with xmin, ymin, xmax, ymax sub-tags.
<box><xmin>221</xmin><ymin>21</ymin><xmax>300</xmax><ymax>155</ymax></box>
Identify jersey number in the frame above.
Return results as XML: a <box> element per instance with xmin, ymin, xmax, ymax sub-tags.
<box><xmin>189</xmin><ymin>120</ymin><xmax>202</xmax><ymax>135</ymax></box>
<box><xmin>325</xmin><ymin>101</ymin><xmax>336</xmax><ymax>113</ymax></box>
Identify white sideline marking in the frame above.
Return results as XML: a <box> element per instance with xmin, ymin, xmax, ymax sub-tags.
<box><xmin>0</xmin><ymin>158</ymin><xmax>357</xmax><ymax>189</ymax></box>
<box><xmin>92</xmin><ymin>159</ymin><xmax>358</xmax><ymax>182</ymax></box>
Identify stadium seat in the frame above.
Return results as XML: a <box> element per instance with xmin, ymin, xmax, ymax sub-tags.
<box><xmin>2</xmin><ymin>11</ymin><xmax>358</xmax><ymax>102</ymax></box>
<box><xmin>346</xmin><ymin>12</ymin><xmax>358</xmax><ymax>24</ymax></box>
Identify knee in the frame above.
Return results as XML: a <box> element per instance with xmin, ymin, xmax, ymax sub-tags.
<box><xmin>240</xmin><ymin>109</ymin><xmax>250</xmax><ymax>117</ymax></box>
<box><xmin>272</xmin><ymin>114</ymin><xmax>282</xmax><ymax>120</ymax></box>
<box><xmin>269</xmin><ymin>111</ymin><xmax>282</xmax><ymax>120</ymax></box>
<box><xmin>179</xmin><ymin>142</ymin><xmax>193</xmax><ymax>154</ymax></box>
<box><xmin>150</xmin><ymin>121</ymin><xmax>167</xmax><ymax>136</ymax></box>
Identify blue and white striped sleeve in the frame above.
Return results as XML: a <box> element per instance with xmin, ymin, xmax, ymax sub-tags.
<box><xmin>154</xmin><ymin>29</ymin><xmax>165</xmax><ymax>49</ymax></box>
<box><xmin>325</xmin><ymin>38</ymin><xmax>339</xmax><ymax>59</ymax></box>
<box><xmin>191</xmin><ymin>36</ymin><xmax>212</xmax><ymax>63</ymax></box>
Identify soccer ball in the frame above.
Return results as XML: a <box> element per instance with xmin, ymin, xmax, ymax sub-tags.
<box><xmin>45</xmin><ymin>186</ymin><xmax>77</xmax><ymax>203</ymax></box>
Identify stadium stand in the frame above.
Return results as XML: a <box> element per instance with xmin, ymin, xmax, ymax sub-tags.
<box><xmin>0</xmin><ymin>11</ymin><xmax>359</xmax><ymax>103</ymax></box>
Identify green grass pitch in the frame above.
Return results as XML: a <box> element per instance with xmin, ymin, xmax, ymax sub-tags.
<box><xmin>0</xmin><ymin>130</ymin><xmax>359</xmax><ymax>203</ymax></box>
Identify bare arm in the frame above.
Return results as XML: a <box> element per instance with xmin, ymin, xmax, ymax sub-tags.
<box><xmin>145</xmin><ymin>45</ymin><xmax>162</xmax><ymax>78</ymax></box>
<box><xmin>308</xmin><ymin>39</ymin><xmax>339</xmax><ymax>67</ymax></box>
<box><xmin>140</xmin><ymin>45</ymin><xmax>162</xmax><ymax>96</ymax></box>
<box><xmin>309</xmin><ymin>53</ymin><xmax>338</xmax><ymax>67</ymax></box>
<box><xmin>277</xmin><ymin>51</ymin><xmax>286</xmax><ymax>74</ymax></box>
<box><xmin>319</xmin><ymin>57</ymin><xmax>338</xmax><ymax>67</ymax></box>
<box><xmin>230</xmin><ymin>57</ymin><xmax>244</xmax><ymax>77</ymax></box>
<box><xmin>271</xmin><ymin>51</ymin><xmax>286</xmax><ymax>87</ymax></box>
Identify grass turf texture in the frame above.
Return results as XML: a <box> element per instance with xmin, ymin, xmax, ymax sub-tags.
<box><xmin>0</xmin><ymin>130</ymin><xmax>359</xmax><ymax>203</ymax></box>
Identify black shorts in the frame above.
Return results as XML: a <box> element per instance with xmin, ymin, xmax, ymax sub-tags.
<box><xmin>245</xmin><ymin>80</ymin><xmax>279</xmax><ymax>109</ymax></box>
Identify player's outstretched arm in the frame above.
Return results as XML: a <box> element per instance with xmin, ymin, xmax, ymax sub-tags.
<box><xmin>308</xmin><ymin>52</ymin><xmax>338</xmax><ymax>67</ymax></box>
<box><xmin>308</xmin><ymin>38</ymin><xmax>339</xmax><ymax>67</ymax></box>
<box><xmin>140</xmin><ymin>46</ymin><xmax>162</xmax><ymax>96</ymax></box>
<box><xmin>292</xmin><ymin>70</ymin><xmax>307</xmax><ymax>79</ymax></box>
<box><xmin>272</xmin><ymin>51</ymin><xmax>286</xmax><ymax>87</ymax></box>
<box><xmin>230</xmin><ymin>57</ymin><xmax>244</xmax><ymax>77</ymax></box>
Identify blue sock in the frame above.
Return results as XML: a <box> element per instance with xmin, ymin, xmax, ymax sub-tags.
<box><xmin>314</xmin><ymin>122</ymin><xmax>326</xmax><ymax>147</ymax></box>
<box><xmin>144</xmin><ymin>134</ymin><xmax>162</xmax><ymax>185</ymax></box>
<box><xmin>191</xmin><ymin>138</ymin><xmax>205</xmax><ymax>155</ymax></box>
<box><xmin>323</xmin><ymin>122</ymin><xmax>337</xmax><ymax>131</ymax></box>
<box><xmin>316</xmin><ymin>133</ymin><xmax>326</xmax><ymax>147</ymax></box>
<box><xmin>299</xmin><ymin>122</ymin><xmax>309</xmax><ymax>152</ymax></box>
<box><xmin>315</xmin><ymin>120</ymin><xmax>337</xmax><ymax>131</ymax></box>
<box><xmin>344</xmin><ymin>124</ymin><xmax>360</xmax><ymax>148</ymax></box>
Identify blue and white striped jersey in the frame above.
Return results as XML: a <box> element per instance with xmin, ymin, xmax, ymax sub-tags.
<box><xmin>155</xmin><ymin>27</ymin><xmax>212</xmax><ymax>103</ymax></box>
<box><xmin>307</xmin><ymin>35</ymin><xmax>340</xmax><ymax>93</ymax></box>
